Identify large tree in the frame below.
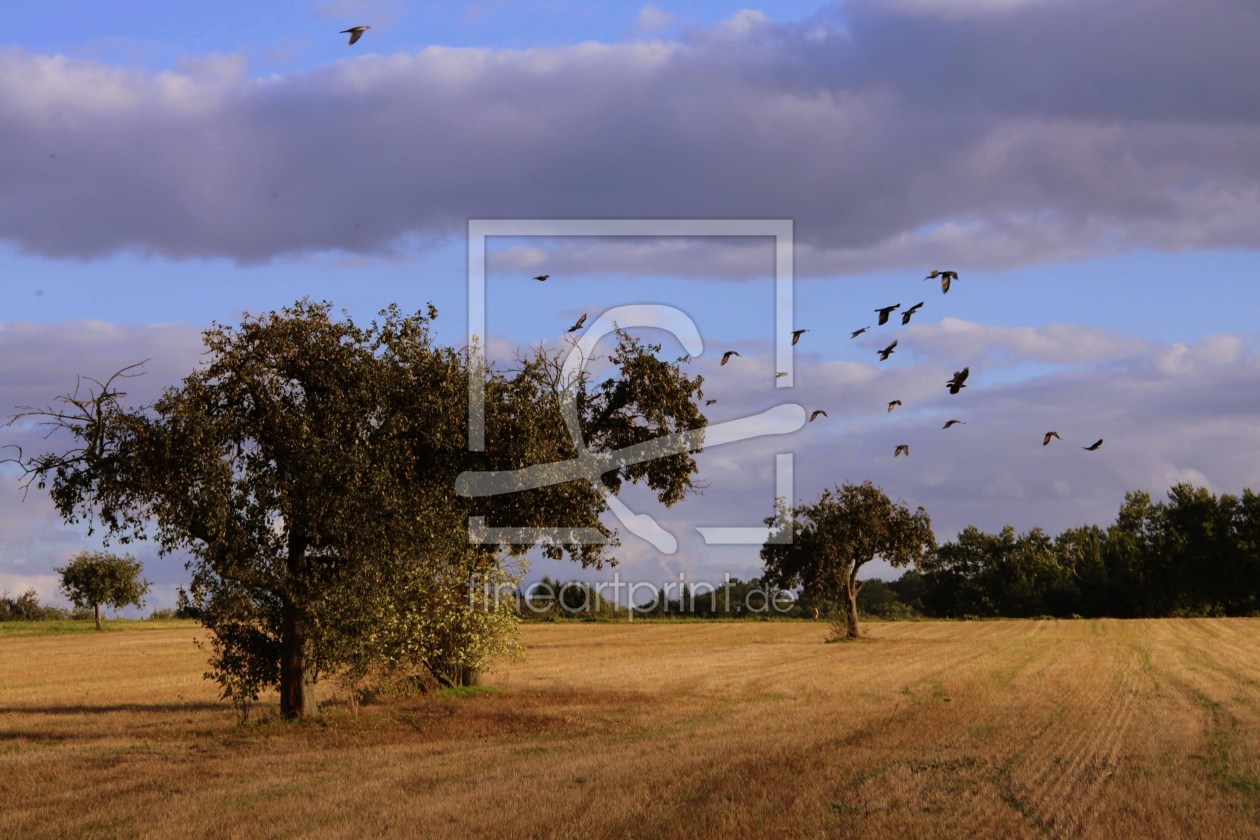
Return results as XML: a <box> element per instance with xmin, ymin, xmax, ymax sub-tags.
<box><xmin>56</xmin><ymin>550</ymin><xmax>150</xmax><ymax>630</ymax></box>
<box><xmin>761</xmin><ymin>481</ymin><xmax>935</xmax><ymax>639</ymax></box>
<box><xmin>11</xmin><ymin>299</ymin><xmax>706</xmax><ymax>718</ymax></box>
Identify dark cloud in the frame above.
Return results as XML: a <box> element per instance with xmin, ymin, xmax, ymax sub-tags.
<box><xmin>832</xmin><ymin>0</ymin><xmax>1260</xmax><ymax>123</ymax></box>
<box><xmin>1</xmin><ymin>1</ymin><xmax>1257</xmax><ymax>269</ymax></box>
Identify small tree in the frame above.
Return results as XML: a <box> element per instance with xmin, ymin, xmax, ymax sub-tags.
<box><xmin>761</xmin><ymin>481</ymin><xmax>935</xmax><ymax>640</ymax></box>
<box><xmin>56</xmin><ymin>551</ymin><xmax>151</xmax><ymax>629</ymax></box>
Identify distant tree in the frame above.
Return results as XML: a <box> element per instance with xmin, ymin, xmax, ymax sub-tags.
<box><xmin>888</xmin><ymin>569</ymin><xmax>928</xmax><ymax>615</ymax></box>
<box><xmin>994</xmin><ymin>528</ymin><xmax>1072</xmax><ymax>617</ymax></box>
<box><xmin>762</xmin><ymin>481</ymin><xmax>935</xmax><ymax>639</ymax></box>
<box><xmin>855</xmin><ymin>578</ymin><xmax>915</xmax><ymax>619</ymax></box>
<box><xmin>13</xmin><ymin>299</ymin><xmax>706</xmax><ymax>718</ymax></box>
<box><xmin>0</xmin><ymin>588</ymin><xmax>72</xmax><ymax>621</ymax></box>
<box><xmin>1104</xmin><ymin>490</ymin><xmax>1160</xmax><ymax>616</ymax></box>
<box><xmin>56</xmin><ymin>551</ymin><xmax>150</xmax><ymax>629</ymax></box>
<box><xmin>924</xmin><ymin>526</ymin><xmax>1082</xmax><ymax>618</ymax></box>
<box><xmin>1132</xmin><ymin>483</ymin><xmax>1260</xmax><ymax>617</ymax></box>
<box><xmin>1053</xmin><ymin>525</ymin><xmax>1109</xmax><ymax>616</ymax></box>
<box><xmin>919</xmin><ymin>525</ymin><xmax>1004</xmax><ymax>618</ymax></box>
<box><xmin>1224</xmin><ymin>489</ymin><xmax>1260</xmax><ymax>615</ymax></box>
<box><xmin>518</xmin><ymin>577</ymin><xmax>620</xmax><ymax>620</ymax></box>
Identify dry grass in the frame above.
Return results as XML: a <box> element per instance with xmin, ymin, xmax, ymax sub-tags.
<box><xmin>3</xmin><ymin>618</ymin><xmax>1260</xmax><ymax>838</ymax></box>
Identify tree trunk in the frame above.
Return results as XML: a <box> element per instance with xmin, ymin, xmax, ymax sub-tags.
<box><xmin>279</xmin><ymin>602</ymin><xmax>317</xmax><ymax>719</ymax></box>
<box><xmin>279</xmin><ymin>534</ymin><xmax>317</xmax><ymax>719</ymax></box>
<box><xmin>843</xmin><ymin>585</ymin><xmax>860</xmax><ymax>639</ymax></box>
<box><xmin>93</xmin><ymin>602</ymin><xmax>102</xmax><ymax>631</ymax></box>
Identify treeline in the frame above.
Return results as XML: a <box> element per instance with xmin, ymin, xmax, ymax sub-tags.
<box><xmin>0</xmin><ymin>589</ymin><xmax>90</xmax><ymax>622</ymax></box>
<box><xmin>0</xmin><ymin>588</ymin><xmax>196</xmax><ymax>622</ymax></box>
<box><xmin>528</xmin><ymin>483</ymin><xmax>1260</xmax><ymax>622</ymax></box>
<box><xmin>0</xmin><ymin>591</ymin><xmax>81</xmax><ymax>624</ymax></box>
<box><xmin>879</xmin><ymin>483</ymin><xmax>1260</xmax><ymax>619</ymax></box>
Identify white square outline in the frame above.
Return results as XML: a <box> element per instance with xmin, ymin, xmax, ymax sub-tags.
<box><xmin>466</xmin><ymin>219</ymin><xmax>794</xmax><ymax>546</ymax></box>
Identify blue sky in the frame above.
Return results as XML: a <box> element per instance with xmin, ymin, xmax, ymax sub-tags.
<box><xmin>6</xmin><ymin>1</ymin><xmax>835</xmax><ymax>82</ymax></box>
<box><xmin>3</xmin><ymin>0</ymin><xmax>1260</xmax><ymax>610</ymax></box>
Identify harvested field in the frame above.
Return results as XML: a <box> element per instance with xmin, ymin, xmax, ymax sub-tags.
<box><xmin>2</xmin><ymin>619</ymin><xmax>1259</xmax><ymax>838</ymax></box>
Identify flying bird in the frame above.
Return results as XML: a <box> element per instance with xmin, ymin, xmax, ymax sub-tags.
<box><xmin>946</xmin><ymin>366</ymin><xmax>970</xmax><ymax>394</ymax></box>
<box><xmin>875</xmin><ymin>304</ymin><xmax>900</xmax><ymax>325</ymax></box>
<box><xmin>894</xmin><ymin>444</ymin><xmax>910</xmax><ymax>458</ymax></box>
<box><xmin>1084</xmin><ymin>439</ymin><xmax>1104</xmax><ymax>451</ymax></box>
<box><xmin>901</xmin><ymin>302</ymin><xmax>925</xmax><ymax>325</ymax></box>
<box><xmin>567</xmin><ymin>314</ymin><xmax>587</xmax><ymax>333</ymax></box>
<box><xmin>533</xmin><ymin>274</ymin><xmax>550</xmax><ymax>282</ymax></box>
<box><xmin>705</xmin><ymin>399</ymin><xmax>717</xmax><ymax>406</ymax></box>
<box><xmin>791</xmin><ymin>329</ymin><xmax>809</xmax><ymax>345</ymax></box>
<box><xmin>720</xmin><ymin>350</ymin><xmax>741</xmax><ymax>366</ymax></box>
<box><xmin>341</xmin><ymin>25</ymin><xmax>371</xmax><ymax>45</ymax></box>
<box><xmin>925</xmin><ymin>270</ymin><xmax>958</xmax><ymax>293</ymax></box>
<box><xmin>850</xmin><ymin>326</ymin><xmax>870</xmax><ymax>339</ymax></box>
<box><xmin>878</xmin><ymin>339</ymin><xmax>898</xmax><ymax>361</ymax></box>
<box><xmin>942</xmin><ymin>419</ymin><xmax>965</xmax><ymax>429</ymax></box>
<box><xmin>887</xmin><ymin>400</ymin><xmax>902</xmax><ymax>413</ymax></box>
<box><xmin>809</xmin><ymin>410</ymin><xmax>828</xmax><ymax>422</ymax></box>
<box><xmin>1043</xmin><ymin>431</ymin><xmax>1061</xmax><ymax>446</ymax></box>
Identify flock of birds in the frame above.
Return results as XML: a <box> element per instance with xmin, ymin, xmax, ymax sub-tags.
<box><xmin>546</xmin><ymin>268</ymin><xmax>1106</xmax><ymax>460</ymax></box>
<box><xmin>535</xmin><ymin>269</ymin><xmax>1104</xmax><ymax>457</ymax></box>
<box><xmin>825</xmin><ymin>270</ymin><xmax>1103</xmax><ymax>457</ymax></box>
<box><xmin>535</xmin><ymin>268</ymin><xmax>1103</xmax><ymax>457</ymax></box>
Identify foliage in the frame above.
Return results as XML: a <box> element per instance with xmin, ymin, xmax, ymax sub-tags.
<box><xmin>518</xmin><ymin>576</ymin><xmax>623</xmax><ymax>619</ymax></box>
<box><xmin>761</xmin><ymin>481</ymin><xmax>935</xmax><ymax>639</ymax></box>
<box><xmin>855</xmin><ymin>579</ymin><xmax>916</xmax><ymax>619</ymax></box>
<box><xmin>55</xmin><ymin>551</ymin><xmax>150</xmax><ymax>629</ymax></box>
<box><xmin>0</xmin><ymin>588</ymin><xmax>82</xmax><ymax>621</ymax></box>
<box><xmin>13</xmin><ymin>299</ymin><xmax>706</xmax><ymax>718</ymax></box>
<box><xmin>916</xmin><ymin>483</ymin><xmax>1260</xmax><ymax>618</ymax></box>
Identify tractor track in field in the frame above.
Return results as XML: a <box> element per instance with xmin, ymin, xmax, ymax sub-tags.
<box><xmin>991</xmin><ymin>644</ymin><xmax>1143</xmax><ymax>838</ymax></box>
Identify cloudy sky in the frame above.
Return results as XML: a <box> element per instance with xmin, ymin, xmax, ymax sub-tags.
<box><xmin>3</xmin><ymin>0</ymin><xmax>1259</xmax><ymax>609</ymax></box>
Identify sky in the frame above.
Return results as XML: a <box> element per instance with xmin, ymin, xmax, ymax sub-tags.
<box><xmin>3</xmin><ymin>0</ymin><xmax>1260</xmax><ymax>611</ymax></box>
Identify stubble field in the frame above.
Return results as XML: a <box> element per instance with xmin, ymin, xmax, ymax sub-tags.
<box><xmin>2</xmin><ymin>618</ymin><xmax>1259</xmax><ymax>838</ymax></box>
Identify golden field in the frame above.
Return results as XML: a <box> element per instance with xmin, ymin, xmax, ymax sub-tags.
<box><xmin>2</xmin><ymin>618</ymin><xmax>1259</xmax><ymax>838</ymax></box>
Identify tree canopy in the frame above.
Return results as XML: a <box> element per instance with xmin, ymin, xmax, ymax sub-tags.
<box><xmin>13</xmin><ymin>299</ymin><xmax>707</xmax><ymax>718</ymax></box>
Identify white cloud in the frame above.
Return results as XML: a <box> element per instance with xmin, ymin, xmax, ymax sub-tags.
<box><xmin>632</xmin><ymin>4</ymin><xmax>675</xmax><ymax>35</ymax></box>
<box><xmin>909</xmin><ymin>318</ymin><xmax>1156</xmax><ymax>366</ymax></box>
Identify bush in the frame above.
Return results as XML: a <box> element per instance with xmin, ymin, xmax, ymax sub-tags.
<box><xmin>0</xmin><ymin>589</ymin><xmax>72</xmax><ymax>621</ymax></box>
<box><xmin>857</xmin><ymin>579</ymin><xmax>917</xmax><ymax>620</ymax></box>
